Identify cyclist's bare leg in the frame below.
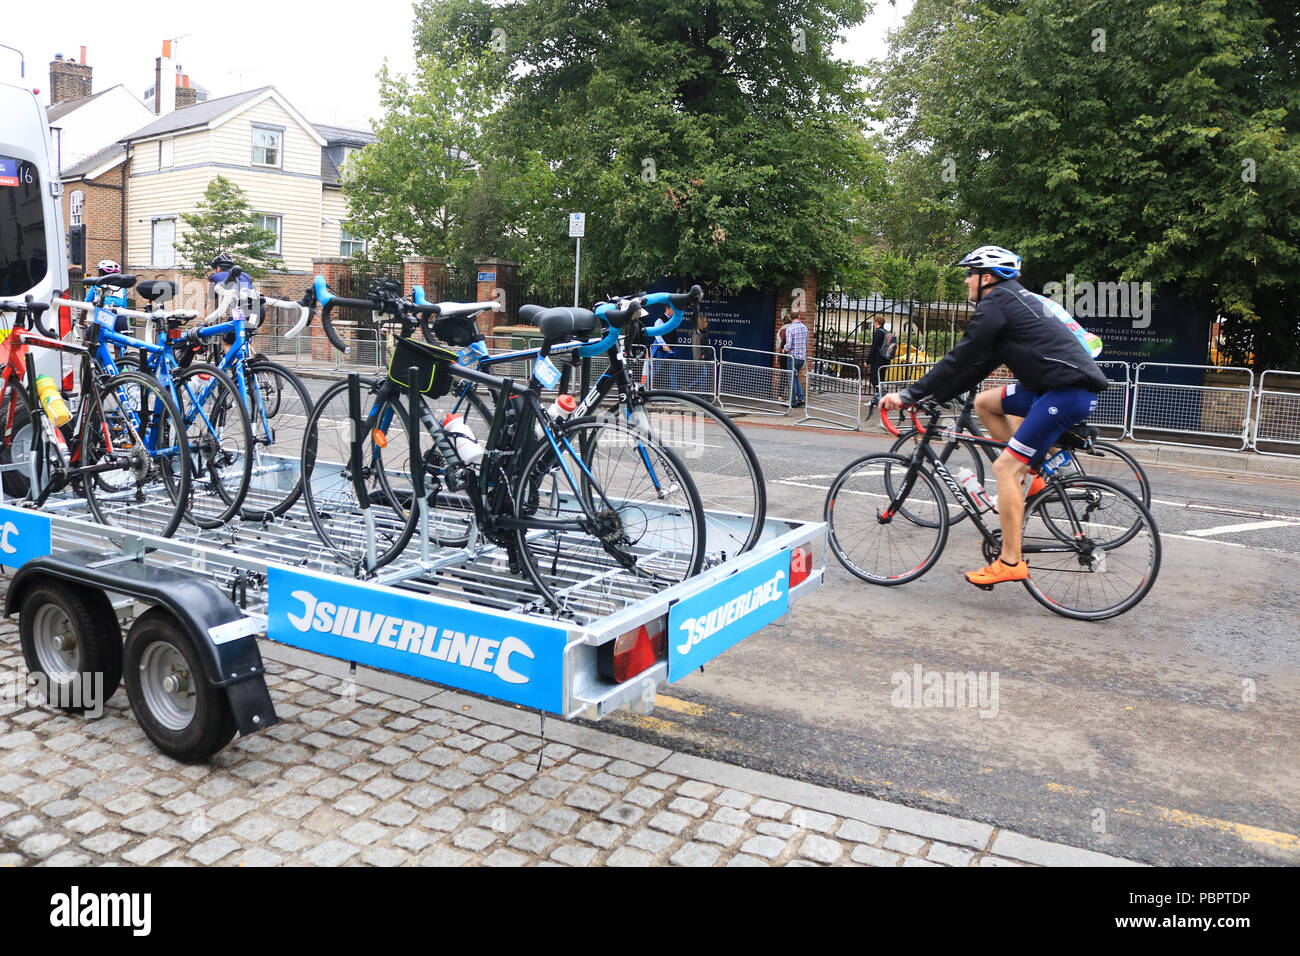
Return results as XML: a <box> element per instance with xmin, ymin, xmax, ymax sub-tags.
<box><xmin>974</xmin><ymin>387</ymin><xmax>1018</xmax><ymax>442</ymax></box>
<box><xmin>991</xmin><ymin>448</ymin><xmax>1031</xmax><ymax>564</ymax></box>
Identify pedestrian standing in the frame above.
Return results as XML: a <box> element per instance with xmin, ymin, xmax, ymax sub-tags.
<box><xmin>865</xmin><ymin>315</ymin><xmax>889</xmax><ymax>411</ymax></box>
<box><xmin>783</xmin><ymin>310</ymin><xmax>809</xmax><ymax>407</ymax></box>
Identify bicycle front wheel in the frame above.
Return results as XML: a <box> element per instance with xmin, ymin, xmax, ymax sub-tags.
<box><xmin>242</xmin><ymin>360</ymin><xmax>313</xmax><ymax>519</ymax></box>
<box><xmin>888</xmin><ymin>428</ymin><xmax>984</xmax><ymax>527</ymax></box>
<box><xmin>514</xmin><ymin>416</ymin><xmax>706</xmax><ymax>610</ymax></box>
<box><xmin>825</xmin><ymin>453</ymin><xmax>949</xmax><ymax>585</ymax></box>
<box><xmin>1020</xmin><ymin>475</ymin><xmax>1160</xmax><ymax>621</ymax></box>
<box><xmin>174</xmin><ymin>363</ymin><xmax>252</xmax><ymax>528</ymax></box>
<box><xmin>83</xmin><ymin>370</ymin><xmax>192</xmax><ymax>538</ymax></box>
<box><xmin>300</xmin><ymin>378</ymin><xmax>418</xmax><ymax>571</ymax></box>
<box><xmin>639</xmin><ymin>389</ymin><xmax>766</xmax><ymax>557</ymax></box>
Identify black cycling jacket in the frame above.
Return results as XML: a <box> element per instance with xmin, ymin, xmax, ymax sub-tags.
<box><xmin>900</xmin><ymin>279</ymin><xmax>1108</xmax><ymax>404</ymax></box>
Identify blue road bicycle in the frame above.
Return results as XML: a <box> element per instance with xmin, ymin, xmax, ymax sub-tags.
<box><xmin>69</xmin><ymin>274</ymin><xmax>254</xmax><ymax>529</ymax></box>
<box><xmin>173</xmin><ymin>264</ymin><xmax>316</xmax><ymax>521</ymax></box>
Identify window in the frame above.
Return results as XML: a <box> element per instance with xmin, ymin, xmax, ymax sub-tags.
<box><xmin>69</xmin><ymin>189</ymin><xmax>84</xmax><ymax>226</ymax></box>
<box><xmin>252</xmin><ymin>125</ymin><xmax>283</xmax><ymax>168</ymax></box>
<box><xmin>0</xmin><ymin>156</ymin><xmax>48</xmax><ymax>291</ymax></box>
<box><xmin>255</xmin><ymin>214</ymin><xmax>282</xmax><ymax>254</ymax></box>
<box><xmin>340</xmin><ymin>225</ymin><xmax>366</xmax><ymax>258</ymax></box>
<box><xmin>151</xmin><ymin>218</ymin><xmax>176</xmax><ymax>268</ymax></box>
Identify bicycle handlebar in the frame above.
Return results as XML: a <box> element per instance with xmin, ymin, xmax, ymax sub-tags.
<box><xmin>640</xmin><ymin>285</ymin><xmax>703</xmax><ymax>337</ymax></box>
<box><xmin>0</xmin><ymin>295</ymin><xmax>55</xmax><ymax>338</ymax></box>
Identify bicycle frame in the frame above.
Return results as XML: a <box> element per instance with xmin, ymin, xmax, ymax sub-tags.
<box><xmin>894</xmin><ymin>408</ymin><xmax>1100</xmax><ymax>560</ymax></box>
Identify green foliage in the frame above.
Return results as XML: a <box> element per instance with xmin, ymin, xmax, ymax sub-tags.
<box><xmin>939</xmin><ymin>265</ymin><xmax>968</xmax><ymax>303</ymax></box>
<box><xmin>879</xmin><ymin>252</ymin><xmax>912</xmax><ymax>301</ymax></box>
<box><xmin>175</xmin><ymin>176</ymin><xmax>282</xmax><ymax>278</ymax></box>
<box><xmin>912</xmin><ymin>259</ymin><xmax>941</xmax><ymax>303</ymax></box>
<box><xmin>873</xmin><ymin>0</ymin><xmax>1300</xmax><ymax>369</ymax></box>
<box><xmin>357</xmin><ymin>0</ymin><xmax>887</xmax><ymax>296</ymax></box>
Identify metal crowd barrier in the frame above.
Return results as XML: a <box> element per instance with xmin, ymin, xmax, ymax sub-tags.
<box><xmin>1252</xmin><ymin>371</ymin><xmax>1300</xmax><ymax>457</ymax></box>
<box><xmin>1093</xmin><ymin>361</ymin><xmax>1131</xmax><ymax>436</ymax></box>
<box><xmin>645</xmin><ymin>345</ymin><xmax>718</xmax><ymax>401</ymax></box>
<box><xmin>797</xmin><ymin>358</ymin><xmax>862</xmax><ymax>430</ymax></box>
<box><xmin>1131</xmin><ymin>363</ymin><xmax>1254</xmax><ymax>450</ymax></box>
<box><xmin>718</xmin><ymin>347</ymin><xmax>794</xmax><ymax>416</ymax></box>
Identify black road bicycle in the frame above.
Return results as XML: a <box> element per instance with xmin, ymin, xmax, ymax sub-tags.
<box><xmin>825</xmin><ymin>401</ymin><xmax>1161</xmax><ymax>621</ymax></box>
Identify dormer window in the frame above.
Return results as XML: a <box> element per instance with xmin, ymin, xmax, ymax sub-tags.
<box><xmin>252</xmin><ymin>125</ymin><xmax>283</xmax><ymax>168</ymax></box>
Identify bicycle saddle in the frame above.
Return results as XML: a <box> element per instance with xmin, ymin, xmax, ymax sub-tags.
<box><xmin>1058</xmin><ymin>423</ymin><xmax>1100</xmax><ymax>450</ymax></box>
<box><xmin>136</xmin><ymin>279</ymin><xmax>176</xmax><ymax>303</ymax></box>
<box><xmin>84</xmin><ymin>274</ymin><xmax>137</xmax><ymax>289</ymax></box>
<box><xmin>518</xmin><ymin>305</ymin><xmax>597</xmax><ymax>342</ymax></box>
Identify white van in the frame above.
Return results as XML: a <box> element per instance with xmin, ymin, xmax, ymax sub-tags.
<box><xmin>1</xmin><ymin>79</ymin><xmax>70</xmax><ymax>381</ymax></box>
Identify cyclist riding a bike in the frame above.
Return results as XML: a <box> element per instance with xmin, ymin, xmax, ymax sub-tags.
<box><xmin>880</xmin><ymin>245</ymin><xmax>1109</xmax><ymax>588</ymax></box>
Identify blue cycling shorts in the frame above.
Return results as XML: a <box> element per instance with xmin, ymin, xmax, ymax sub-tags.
<box><xmin>999</xmin><ymin>383</ymin><xmax>1099</xmax><ymax>468</ymax></box>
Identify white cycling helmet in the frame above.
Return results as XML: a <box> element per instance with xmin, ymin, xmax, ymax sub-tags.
<box><xmin>957</xmin><ymin>245</ymin><xmax>1021</xmax><ymax>279</ymax></box>
<box><xmin>97</xmin><ymin>259</ymin><xmax>121</xmax><ymax>276</ymax></box>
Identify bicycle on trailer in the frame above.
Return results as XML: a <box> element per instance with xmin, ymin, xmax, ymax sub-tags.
<box><xmin>0</xmin><ymin>295</ymin><xmax>192</xmax><ymax>538</ymax></box>
<box><xmin>63</xmin><ymin>272</ymin><xmax>254</xmax><ymax>529</ymax></box>
<box><xmin>417</xmin><ymin>284</ymin><xmax>767</xmax><ymax>560</ymax></box>
<box><xmin>170</xmin><ymin>259</ymin><xmax>317</xmax><ymax>521</ymax></box>
<box><xmin>824</xmin><ymin>402</ymin><xmax>1161</xmax><ymax>620</ymax></box>
<box><xmin>300</xmin><ymin>279</ymin><xmax>707</xmax><ymax>612</ymax></box>
<box><xmin>886</xmin><ymin>387</ymin><xmax>1151</xmax><ymax>525</ymax></box>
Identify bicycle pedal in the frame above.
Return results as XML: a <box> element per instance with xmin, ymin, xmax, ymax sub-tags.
<box><xmin>969</xmin><ymin>580</ymin><xmax>995</xmax><ymax>592</ymax></box>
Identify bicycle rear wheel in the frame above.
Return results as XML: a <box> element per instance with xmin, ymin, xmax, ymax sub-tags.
<box><xmin>83</xmin><ymin>370</ymin><xmax>191</xmax><ymax>538</ymax></box>
<box><xmin>1020</xmin><ymin>475</ymin><xmax>1160</xmax><ymax>620</ymax></box>
<box><xmin>174</xmin><ymin>363</ymin><xmax>252</xmax><ymax>528</ymax></box>
<box><xmin>514</xmin><ymin>416</ymin><xmax>706</xmax><ymax>611</ymax></box>
<box><xmin>241</xmin><ymin>360</ymin><xmax>313</xmax><ymax>519</ymax></box>
<box><xmin>300</xmin><ymin>378</ymin><xmax>418</xmax><ymax>571</ymax></box>
<box><xmin>640</xmin><ymin>389</ymin><xmax>766</xmax><ymax>557</ymax></box>
<box><xmin>825</xmin><ymin>453</ymin><xmax>948</xmax><ymax>585</ymax></box>
<box><xmin>1062</xmin><ymin>440</ymin><xmax>1150</xmax><ymax>508</ymax></box>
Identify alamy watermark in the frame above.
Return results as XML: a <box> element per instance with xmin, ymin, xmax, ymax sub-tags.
<box><xmin>890</xmin><ymin>664</ymin><xmax>999</xmax><ymax>718</ymax></box>
<box><xmin>0</xmin><ymin>671</ymin><xmax>105</xmax><ymax>718</ymax></box>
<box><xmin>1042</xmin><ymin>274</ymin><xmax>1153</xmax><ymax>329</ymax></box>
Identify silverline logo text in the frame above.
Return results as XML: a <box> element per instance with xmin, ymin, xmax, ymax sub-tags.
<box><xmin>676</xmin><ymin>569</ymin><xmax>785</xmax><ymax>654</ymax></box>
<box><xmin>286</xmin><ymin>590</ymin><xmax>535</xmax><ymax>684</ymax></box>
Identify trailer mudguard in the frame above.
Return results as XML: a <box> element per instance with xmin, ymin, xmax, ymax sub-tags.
<box><xmin>4</xmin><ymin>551</ymin><xmax>277</xmax><ymax>735</ymax></box>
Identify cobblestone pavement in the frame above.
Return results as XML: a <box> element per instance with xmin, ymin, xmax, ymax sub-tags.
<box><xmin>0</xmin><ymin>619</ymin><xmax>1141</xmax><ymax>868</ymax></box>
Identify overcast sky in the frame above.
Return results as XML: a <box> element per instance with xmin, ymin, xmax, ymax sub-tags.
<box><xmin>2</xmin><ymin>0</ymin><xmax>912</xmax><ymax>129</ymax></box>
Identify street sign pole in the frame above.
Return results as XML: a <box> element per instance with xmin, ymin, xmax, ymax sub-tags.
<box><xmin>569</xmin><ymin>212</ymin><xmax>585</xmax><ymax>307</ymax></box>
<box><xmin>574</xmin><ymin>236</ymin><xmax>581</xmax><ymax>307</ymax></box>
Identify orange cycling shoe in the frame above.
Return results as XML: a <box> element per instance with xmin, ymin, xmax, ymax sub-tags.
<box><xmin>1025</xmin><ymin>473</ymin><xmax>1047</xmax><ymax>499</ymax></box>
<box><xmin>966</xmin><ymin>558</ymin><xmax>1030</xmax><ymax>591</ymax></box>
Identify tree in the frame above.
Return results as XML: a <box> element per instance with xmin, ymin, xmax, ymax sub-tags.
<box><xmin>174</xmin><ymin>175</ymin><xmax>282</xmax><ymax>278</ymax></box>
<box><xmin>341</xmin><ymin>54</ymin><xmax>497</xmax><ymax>265</ymax></box>
<box><xmin>372</xmin><ymin>0</ymin><xmax>886</xmax><ymax>295</ymax></box>
<box><xmin>873</xmin><ymin>0</ymin><xmax>1300</xmax><ymax>369</ymax></box>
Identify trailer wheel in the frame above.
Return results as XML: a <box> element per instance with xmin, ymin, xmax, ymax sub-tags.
<box><xmin>19</xmin><ymin>583</ymin><xmax>123</xmax><ymax>714</ymax></box>
<box><xmin>124</xmin><ymin>608</ymin><xmax>236</xmax><ymax>762</ymax></box>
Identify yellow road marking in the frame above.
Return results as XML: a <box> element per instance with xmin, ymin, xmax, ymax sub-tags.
<box><xmin>653</xmin><ymin>694</ymin><xmax>708</xmax><ymax>716</ymax></box>
<box><xmin>1149</xmin><ymin>805</ymin><xmax>1300</xmax><ymax>852</ymax></box>
<box><xmin>1049</xmin><ymin>786</ymin><xmax>1298</xmax><ymax>852</ymax></box>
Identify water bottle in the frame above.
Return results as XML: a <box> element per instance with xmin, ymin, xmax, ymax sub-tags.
<box><xmin>534</xmin><ymin>393</ymin><xmax>577</xmax><ymax>438</ymax></box>
<box><xmin>440</xmin><ymin>412</ymin><xmax>483</xmax><ymax>464</ymax></box>
<box><xmin>956</xmin><ymin>467</ymin><xmax>995</xmax><ymax>512</ymax></box>
<box><xmin>35</xmin><ymin>375</ymin><xmax>71</xmax><ymax>427</ymax></box>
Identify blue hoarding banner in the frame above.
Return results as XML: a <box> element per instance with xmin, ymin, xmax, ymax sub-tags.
<box><xmin>0</xmin><ymin>504</ymin><xmax>52</xmax><ymax>568</ymax></box>
<box><xmin>648</xmin><ymin>279</ymin><xmax>776</xmax><ymax>358</ymax></box>
<box><xmin>668</xmin><ymin>549</ymin><xmax>789</xmax><ymax>681</ymax></box>
<box><xmin>266</xmin><ymin>565</ymin><xmax>570</xmax><ymax>713</ymax></box>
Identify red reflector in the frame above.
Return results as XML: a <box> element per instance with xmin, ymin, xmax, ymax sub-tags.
<box><xmin>58</xmin><ymin>293</ymin><xmax>72</xmax><ymax>337</ymax></box>
<box><xmin>611</xmin><ymin>617</ymin><xmax>667</xmax><ymax>683</ymax></box>
<box><xmin>789</xmin><ymin>543</ymin><xmax>812</xmax><ymax>588</ymax></box>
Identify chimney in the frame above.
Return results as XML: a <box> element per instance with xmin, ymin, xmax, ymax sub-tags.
<box><xmin>49</xmin><ymin>51</ymin><xmax>93</xmax><ymax>105</ymax></box>
<box><xmin>175</xmin><ymin>74</ymin><xmax>198</xmax><ymax>109</ymax></box>
<box><xmin>154</xmin><ymin>41</ymin><xmax>176</xmax><ymax>114</ymax></box>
